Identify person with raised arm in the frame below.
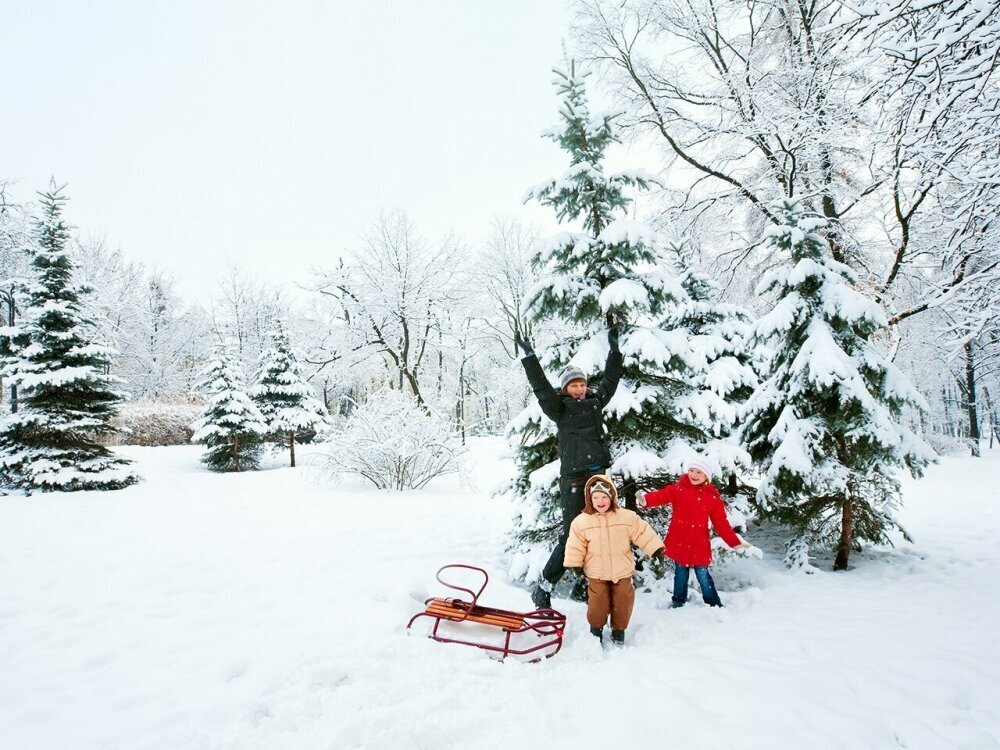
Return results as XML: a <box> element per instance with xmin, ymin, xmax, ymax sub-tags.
<box><xmin>514</xmin><ymin>327</ymin><xmax>623</xmax><ymax>609</ymax></box>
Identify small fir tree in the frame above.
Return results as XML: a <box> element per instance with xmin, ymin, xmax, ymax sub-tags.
<box><xmin>663</xmin><ymin>240</ymin><xmax>759</xmax><ymax>491</ymax></box>
<box><xmin>192</xmin><ymin>344</ymin><xmax>267</xmax><ymax>472</ymax></box>
<box><xmin>740</xmin><ymin>200</ymin><xmax>934</xmax><ymax>570</ymax></box>
<box><xmin>0</xmin><ymin>183</ymin><xmax>138</xmax><ymax>492</ymax></box>
<box><xmin>505</xmin><ymin>66</ymin><xmax>706</xmax><ymax>583</ymax></box>
<box><xmin>251</xmin><ymin>324</ymin><xmax>329</xmax><ymax>467</ymax></box>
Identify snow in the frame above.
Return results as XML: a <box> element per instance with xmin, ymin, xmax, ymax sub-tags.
<box><xmin>596</xmin><ymin>218</ymin><xmax>656</xmax><ymax>249</ymax></box>
<box><xmin>2</xmin><ymin>440</ymin><xmax>999</xmax><ymax>749</ymax></box>
<box><xmin>794</xmin><ymin>319</ymin><xmax>870</xmax><ymax>392</ymax></box>
<box><xmin>622</xmin><ymin>325</ymin><xmax>702</xmax><ymax>371</ymax></box>
<box><xmin>598</xmin><ymin>277</ymin><xmax>650</xmax><ymax>313</ymax></box>
<box><xmin>754</xmin><ymin>291</ymin><xmax>802</xmax><ymax>338</ymax></box>
<box><xmin>564</xmin><ymin>331</ymin><xmax>610</xmax><ymax>374</ymax></box>
<box><xmin>13</xmin><ymin>365</ymin><xmax>103</xmax><ymax>390</ymax></box>
<box><xmin>611</xmin><ymin>444</ymin><xmax>669</xmax><ymax>479</ymax></box>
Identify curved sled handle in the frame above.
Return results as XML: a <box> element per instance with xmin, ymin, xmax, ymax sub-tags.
<box><xmin>435</xmin><ymin>564</ymin><xmax>489</xmax><ymax>607</ymax></box>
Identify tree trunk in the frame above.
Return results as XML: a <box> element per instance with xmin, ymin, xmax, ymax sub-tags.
<box><xmin>833</xmin><ymin>494</ymin><xmax>854</xmax><ymax>571</ymax></box>
<box><xmin>457</xmin><ymin>355</ymin><xmax>466</xmax><ymax>446</ymax></box>
<box><xmin>621</xmin><ymin>476</ymin><xmax>637</xmax><ymax>512</ymax></box>
<box><xmin>965</xmin><ymin>341</ymin><xmax>981</xmax><ymax>457</ymax></box>
<box><xmin>986</xmin><ymin>386</ymin><xmax>998</xmax><ymax>449</ymax></box>
<box><xmin>233</xmin><ymin>435</ymin><xmax>241</xmax><ymax>473</ymax></box>
<box><xmin>7</xmin><ymin>292</ymin><xmax>16</xmax><ymax>414</ymax></box>
<box><xmin>289</xmin><ymin>432</ymin><xmax>296</xmax><ymax>468</ymax></box>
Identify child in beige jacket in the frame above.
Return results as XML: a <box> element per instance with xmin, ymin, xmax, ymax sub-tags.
<box><xmin>563</xmin><ymin>474</ymin><xmax>665</xmax><ymax>645</ymax></box>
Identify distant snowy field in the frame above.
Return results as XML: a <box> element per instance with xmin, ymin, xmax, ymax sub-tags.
<box><xmin>1</xmin><ymin>439</ymin><xmax>998</xmax><ymax>750</ymax></box>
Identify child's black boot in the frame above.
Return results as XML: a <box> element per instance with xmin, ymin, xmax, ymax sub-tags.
<box><xmin>590</xmin><ymin>626</ymin><xmax>603</xmax><ymax>642</ymax></box>
<box><xmin>611</xmin><ymin>628</ymin><xmax>626</xmax><ymax>645</ymax></box>
<box><xmin>531</xmin><ymin>584</ymin><xmax>551</xmax><ymax>610</ymax></box>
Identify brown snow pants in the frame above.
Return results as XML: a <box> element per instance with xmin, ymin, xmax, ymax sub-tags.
<box><xmin>587</xmin><ymin>577</ymin><xmax>635</xmax><ymax>630</ymax></box>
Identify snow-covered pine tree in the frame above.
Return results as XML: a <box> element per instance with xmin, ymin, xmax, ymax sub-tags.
<box><xmin>740</xmin><ymin>200</ymin><xmax>934</xmax><ymax>571</ymax></box>
<box><xmin>0</xmin><ymin>183</ymin><xmax>138</xmax><ymax>492</ymax></box>
<box><xmin>505</xmin><ymin>65</ymin><xmax>706</xmax><ymax>583</ymax></box>
<box><xmin>664</xmin><ymin>240</ymin><xmax>758</xmax><ymax>493</ymax></box>
<box><xmin>192</xmin><ymin>343</ymin><xmax>267</xmax><ymax>472</ymax></box>
<box><xmin>251</xmin><ymin>323</ymin><xmax>329</xmax><ymax>467</ymax></box>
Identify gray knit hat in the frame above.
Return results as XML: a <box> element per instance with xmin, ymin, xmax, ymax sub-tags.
<box><xmin>559</xmin><ymin>366</ymin><xmax>587</xmax><ymax>391</ymax></box>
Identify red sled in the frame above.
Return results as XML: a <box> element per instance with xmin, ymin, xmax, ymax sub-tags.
<box><xmin>407</xmin><ymin>564</ymin><xmax>566</xmax><ymax>661</ymax></box>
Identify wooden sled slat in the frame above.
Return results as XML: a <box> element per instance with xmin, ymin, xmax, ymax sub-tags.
<box><xmin>425</xmin><ymin>598</ymin><xmax>525</xmax><ymax>629</ymax></box>
<box><xmin>406</xmin><ymin>564</ymin><xmax>565</xmax><ymax>661</ymax></box>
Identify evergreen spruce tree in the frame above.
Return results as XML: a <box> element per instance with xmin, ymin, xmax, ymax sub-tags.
<box><xmin>192</xmin><ymin>344</ymin><xmax>267</xmax><ymax>472</ymax></box>
<box><xmin>663</xmin><ymin>240</ymin><xmax>759</xmax><ymax>493</ymax></box>
<box><xmin>740</xmin><ymin>200</ymin><xmax>934</xmax><ymax>570</ymax></box>
<box><xmin>0</xmin><ymin>183</ymin><xmax>138</xmax><ymax>492</ymax></box>
<box><xmin>505</xmin><ymin>66</ymin><xmax>707</xmax><ymax>582</ymax></box>
<box><xmin>250</xmin><ymin>323</ymin><xmax>329</xmax><ymax>467</ymax></box>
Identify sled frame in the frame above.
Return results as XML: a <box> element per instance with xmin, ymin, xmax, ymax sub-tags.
<box><xmin>407</xmin><ymin>564</ymin><xmax>566</xmax><ymax>661</ymax></box>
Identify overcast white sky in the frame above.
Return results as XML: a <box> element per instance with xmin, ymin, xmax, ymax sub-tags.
<box><xmin>3</xmin><ymin>1</ymin><xmax>652</xmax><ymax>301</ymax></box>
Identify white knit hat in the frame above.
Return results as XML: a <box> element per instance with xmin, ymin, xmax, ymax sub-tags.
<box><xmin>685</xmin><ymin>455</ymin><xmax>715</xmax><ymax>481</ymax></box>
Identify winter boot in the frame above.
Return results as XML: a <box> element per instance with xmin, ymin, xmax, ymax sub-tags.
<box><xmin>589</xmin><ymin>626</ymin><xmax>603</xmax><ymax>642</ymax></box>
<box><xmin>611</xmin><ymin>628</ymin><xmax>625</xmax><ymax>645</ymax></box>
<box><xmin>570</xmin><ymin>576</ymin><xmax>589</xmax><ymax>602</ymax></box>
<box><xmin>531</xmin><ymin>581</ymin><xmax>552</xmax><ymax>609</ymax></box>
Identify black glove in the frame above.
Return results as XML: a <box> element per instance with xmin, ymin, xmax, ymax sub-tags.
<box><xmin>567</xmin><ymin>567</ymin><xmax>583</xmax><ymax>576</ymax></box>
<box><xmin>514</xmin><ymin>331</ymin><xmax>534</xmax><ymax>356</ymax></box>
<box><xmin>649</xmin><ymin>549</ymin><xmax>666</xmax><ymax>580</ymax></box>
<box><xmin>607</xmin><ymin>326</ymin><xmax>620</xmax><ymax>352</ymax></box>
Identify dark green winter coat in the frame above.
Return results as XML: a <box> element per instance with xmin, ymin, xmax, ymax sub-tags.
<box><xmin>520</xmin><ymin>348</ymin><xmax>623</xmax><ymax>477</ymax></box>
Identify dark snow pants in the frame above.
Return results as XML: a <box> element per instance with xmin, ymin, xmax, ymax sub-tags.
<box><xmin>541</xmin><ymin>471</ymin><xmax>602</xmax><ymax>585</ymax></box>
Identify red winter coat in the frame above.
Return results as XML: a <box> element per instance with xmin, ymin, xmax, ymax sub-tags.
<box><xmin>644</xmin><ymin>475</ymin><xmax>742</xmax><ymax>567</ymax></box>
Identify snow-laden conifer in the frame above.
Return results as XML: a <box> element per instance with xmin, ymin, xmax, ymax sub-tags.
<box><xmin>192</xmin><ymin>344</ymin><xmax>267</xmax><ymax>472</ymax></box>
<box><xmin>740</xmin><ymin>200</ymin><xmax>935</xmax><ymax>570</ymax></box>
<box><xmin>251</xmin><ymin>324</ymin><xmax>329</xmax><ymax>467</ymax></box>
<box><xmin>0</xmin><ymin>184</ymin><xmax>138</xmax><ymax>492</ymax></box>
<box><xmin>663</xmin><ymin>241</ymin><xmax>758</xmax><ymax>482</ymax></box>
<box><xmin>505</xmin><ymin>66</ymin><xmax>707</xmax><ymax>582</ymax></box>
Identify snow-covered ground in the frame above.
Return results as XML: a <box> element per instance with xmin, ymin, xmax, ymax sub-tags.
<box><xmin>1</xmin><ymin>440</ymin><xmax>998</xmax><ymax>750</ymax></box>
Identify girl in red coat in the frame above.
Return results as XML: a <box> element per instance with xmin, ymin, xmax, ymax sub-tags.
<box><xmin>638</xmin><ymin>456</ymin><xmax>751</xmax><ymax>607</ymax></box>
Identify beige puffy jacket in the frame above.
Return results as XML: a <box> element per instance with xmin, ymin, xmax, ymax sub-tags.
<box><xmin>563</xmin><ymin>475</ymin><xmax>663</xmax><ymax>583</ymax></box>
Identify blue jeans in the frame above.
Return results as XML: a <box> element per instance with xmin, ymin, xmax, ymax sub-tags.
<box><xmin>672</xmin><ymin>564</ymin><xmax>723</xmax><ymax>607</ymax></box>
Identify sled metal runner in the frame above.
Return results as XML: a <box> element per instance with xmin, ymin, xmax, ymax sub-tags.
<box><xmin>407</xmin><ymin>564</ymin><xmax>566</xmax><ymax>661</ymax></box>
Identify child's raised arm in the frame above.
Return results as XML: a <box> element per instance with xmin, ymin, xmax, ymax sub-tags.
<box><xmin>516</xmin><ymin>334</ymin><xmax>562</xmax><ymax>422</ymax></box>
<box><xmin>593</xmin><ymin>327</ymin><xmax>624</xmax><ymax>407</ymax></box>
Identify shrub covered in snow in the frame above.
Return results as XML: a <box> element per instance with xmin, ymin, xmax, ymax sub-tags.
<box><xmin>317</xmin><ymin>390</ymin><xmax>463</xmax><ymax>490</ymax></box>
<box><xmin>111</xmin><ymin>398</ymin><xmax>204</xmax><ymax>446</ymax></box>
